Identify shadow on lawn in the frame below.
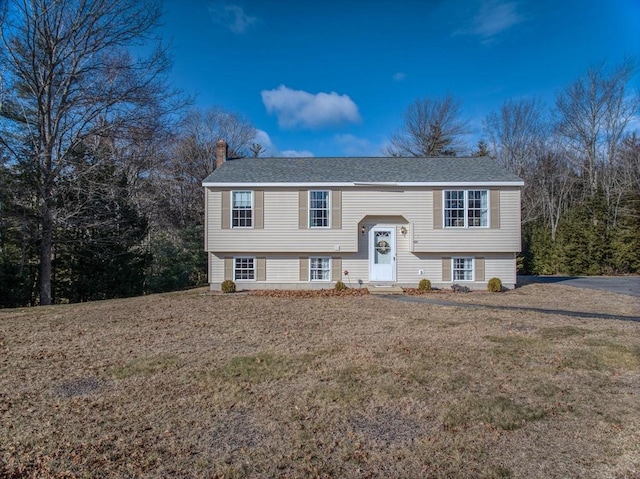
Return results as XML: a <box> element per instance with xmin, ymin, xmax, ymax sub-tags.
<box><xmin>382</xmin><ymin>295</ymin><xmax>640</xmax><ymax>323</ymax></box>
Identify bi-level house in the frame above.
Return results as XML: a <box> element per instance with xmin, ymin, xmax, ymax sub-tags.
<box><xmin>203</xmin><ymin>140</ymin><xmax>523</xmax><ymax>291</ymax></box>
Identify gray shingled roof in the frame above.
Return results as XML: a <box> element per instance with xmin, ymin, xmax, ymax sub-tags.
<box><xmin>202</xmin><ymin>156</ymin><xmax>523</xmax><ymax>184</ymax></box>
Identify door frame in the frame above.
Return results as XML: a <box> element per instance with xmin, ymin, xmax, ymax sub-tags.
<box><xmin>368</xmin><ymin>225</ymin><xmax>396</xmax><ymax>282</ymax></box>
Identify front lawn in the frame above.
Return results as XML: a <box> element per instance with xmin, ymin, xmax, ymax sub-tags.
<box><xmin>1</xmin><ymin>285</ymin><xmax>638</xmax><ymax>478</ymax></box>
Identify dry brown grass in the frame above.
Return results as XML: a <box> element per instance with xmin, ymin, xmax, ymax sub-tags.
<box><xmin>1</xmin><ymin>284</ymin><xmax>639</xmax><ymax>478</ymax></box>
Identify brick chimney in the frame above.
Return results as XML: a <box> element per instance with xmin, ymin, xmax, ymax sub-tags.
<box><xmin>214</xmin><ymin>139</ymin><xmax>228</xmax><ymax>169</ymax></box>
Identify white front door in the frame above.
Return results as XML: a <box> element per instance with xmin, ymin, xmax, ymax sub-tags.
<box><xmin>369</xmin><ymin>227</ymin><xmax>396</xmax><ymax>282</ymax></box>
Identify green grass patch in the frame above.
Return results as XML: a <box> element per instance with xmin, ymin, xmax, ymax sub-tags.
<box><xmin>559</xmin><ymin>340</ymin><xmax>639</xmax><ymax>371</ymax></box>
<box><xmin>443</xmin><ymin>395</ymin><xmax>547</xmax><ymax>431</ymax></box>
<box><xmin>218</xmin><ymin>352</ymin><xmax>316</xmax><ymax>383</ymax></box>
<box><xmin>312</xmin><ymin>364</ymin><xmax>391</xmax><ymax>404</ymax></box>
<box><xmin>109</xmin><ymin>355</ymin><xmax>181</xmax><ymax>379</ymax></box>
<box><xmin>540</xmin><ymin>326</ymin><xmax>590</xmax><ymax>340</ymax></box>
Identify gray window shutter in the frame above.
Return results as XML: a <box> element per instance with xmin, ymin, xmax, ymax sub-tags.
<box><xmin>331</xmin><ymin>257</ymin><xmax>342</xmax><ymax>281</ymax></box>
<box><xmin>257</xmin><ymin>257</ymin><xmax>266</xmax><ymax>281</ymax></box>
<box><xmin>298</xmin><ymin>191</ymin><xmax>308</xmax><ymax>229</ymax></box>
<box><xmin>299</xmin><ymin>257</ymin><xmax>309</xmax><ymax>281</ymax></box>
<box><xmin>224</xmin><ymin>257</ymin><xmax>233</xmax><ymax>280</ymax></box>
<box><xmin>254</xmin><ymin>190</ymin><xmax>264</xmax><ymax>229</ymax></box>
<box><xmin>331</xmin><ymin>190</ymin><xmax>342</xmax><ymax>229</ymax></box>
<box><xmin>475</xmin><ymin>257</ymin><xmax>485</xmax><ymax>281</ymax></box>
<box><xmin>490</xmin><ymin>190</ymin><xmax>500</xmax><ymax>229</ymax></box>
<box><xmin>221</xmin><ymin>190</ymin><xmax>230</xmax><ymax>229</ymax></box>
<box><xmin>442</xmin><ymin>257</ymin><xmax>451</xmax><ymax>282</ymax></box>
<box><xmin>433</xmin><ymin>190</ymin><xmax>443</xmax><ymax>229</ymax></box>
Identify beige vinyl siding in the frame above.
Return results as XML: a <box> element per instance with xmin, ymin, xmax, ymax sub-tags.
<box><xmin>475</xmin><ymin>257</ymin><xmax>485</xmax><ymax>281</ymax></box>
<box><xmin>484</xmin><ymin>252</ymin><xmax>517</xmax><ymax>284</ymax></box>
<box><xmin>204</xmin><ymin>189</ymin><xmax>210</xmax><ymax>251</ymax></box>
<box><xmin>414</xmin><ymin>188</ymin><xmax>521</xmax><ymax>253</ymax></box>
<box><xmin>210</xmin><ymin>252</ymin><xmax>517</xmax><ymax>289</ymax></box>
<box><xmin>223</xmin><ymin>257</ymin><xmax>233</xmax><ymax>281</ymax></box>
<box><xmin>206</xmin><ymin>186</ymin><xmax>520</xmax><ymax>254</ymax></box>
<box><xmin>256</xmin><ymin>257</ymin><xmax>266</xmax><ymax>281</ymax></box>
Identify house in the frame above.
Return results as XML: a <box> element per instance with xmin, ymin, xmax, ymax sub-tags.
<box><xmin>203</xmin><ymin>140</ymin><xmax>524</xmax><ymax>291</ymax></box>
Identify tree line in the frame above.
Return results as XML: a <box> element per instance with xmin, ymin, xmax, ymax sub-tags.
<box><xmin>388</xmin><ymin>61</ymin><xmax>639</xmax><ymax>278</ymax></box>
<box><xmin>0</xmin><ymin>0</ymin><xmax>637</xmax><ymax>307</ymax></box>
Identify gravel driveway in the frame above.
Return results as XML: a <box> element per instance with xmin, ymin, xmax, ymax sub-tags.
<box><xmin>518</xmin><ymin>275</ymin><xmax>640</xmax><ymax>297</ymax></box>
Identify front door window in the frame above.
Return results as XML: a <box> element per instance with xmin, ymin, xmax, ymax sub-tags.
<box><xmin>375</xmin><ymin>231</ymin><xmax>392</xmax><ymax>265</ymax></box>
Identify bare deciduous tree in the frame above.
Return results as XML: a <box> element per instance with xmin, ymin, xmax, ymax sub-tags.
<box><xmin>554</xmin><ymin>60</ymin><xmax>639</xmax><ymax>196</ymax></box>
<box><xmin>386</xmin><ymin>94</ymin><xmax>469</xmax><ymax>157</ymax></box>
<box><xmin>484</xmin><ymin>98</ymin><xmax>547</xmax><ymax>177</ymax></box>
<box><xmin>158</xmin><ymin>107</ymin><xmax>256</xmax><ymax>228</ymax></box>
<box><xmin>0</xmin><ymin>0</ymin><xmax>174</xmax><ymax>305</ymax></box>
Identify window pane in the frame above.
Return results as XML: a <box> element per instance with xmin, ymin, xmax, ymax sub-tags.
<box><xmin>467</xmin><ymin>190</ymin><xmax>487</xmax><ymax>227</ymax></box>
<box><xmin>234</xmin><ymin>257</ymin><xmax>255</xmax><ymax>280</ymax></box>
<box><xmin>445</xmin><ymin>190</ymin><xmax>465</xmax><ymax>227</ymax></box>
<box><xmin>309</xmin><ymin>191</ymin><xmax>329</xmax><ymax>227</ymax></box>
<box><xmin>232</xmin><ymin>191</ymin><xmax>253</xmax><ymax>227</ymax></box>
<box><xmin>310</xmin><ymin>257</ymin><xmax>330</xmax><ymax>281</ymax></box>
<box><xmin>453</xmin><ymin>257</ymin><xmax>473</xmax><ymax>281</ymax></box>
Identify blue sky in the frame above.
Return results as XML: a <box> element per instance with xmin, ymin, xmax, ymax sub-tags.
<box><xmin>160</xmin><ymin>0</ymin><xmax>639</xmax><ymax>157</ymax></box>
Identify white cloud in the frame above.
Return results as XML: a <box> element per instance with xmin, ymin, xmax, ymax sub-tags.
<box><xmin>252</xmin><ymin>129</ymin><xmax>276</xmax><ymax>155</ymax></box>
<box><xmin>251</xmin><ymin>129</ymin><xmax>315</xmax><ymax>157</ymax></box>
<box><xmin>393</xmin><ymin>72</ymin><xmax>407</xmax><ymax>81</ymax></box>
<box><xmin>456</xmin><ymin>1</ymin><xmax>525</xmax><ymax>42</ymax></box>
<box><xmin>281</xmin><ymin>150</ymin><xmax>315</xmax><ymax>158</ymax></box>
<box><xmin>208</xmin><ymin>3</ymin><xmax>257</xmax><ymax>34</ymax></box>
<box><xmin>261</xmin><ymin>85</ymin><xmax>361</xmax><ymax>130</ymax></box>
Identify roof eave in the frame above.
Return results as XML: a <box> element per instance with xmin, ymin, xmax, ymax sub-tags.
<box><xmin>202</xmin><ymin>181</ymin><xmax>525</xmax><ymax>188</ymax></box>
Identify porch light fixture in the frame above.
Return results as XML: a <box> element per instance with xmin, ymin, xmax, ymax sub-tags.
<box><xmin>361</xmin><ymin>225</ymin><xmax>366</xmax><ymax>235</ymax></box>
<box><xmin>400</xmin><ymin>226</ymin><xmax>408</xmax><ymax>235</ymax></box>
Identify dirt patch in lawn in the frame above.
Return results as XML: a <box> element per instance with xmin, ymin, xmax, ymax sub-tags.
<box><xmin>1</xmin><ymin>284</ymin><xmax>639</xmax><ymax>478</ymax></box>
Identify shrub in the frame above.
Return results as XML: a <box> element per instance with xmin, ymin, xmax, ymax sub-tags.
<box><xmin>334</xmin><ymin>280</ymin><xmax>347</xmax><ymax>291</ymax></box>
<box><xmin>487</xmin><ymin>277</ymin><xmax>502</xmax><ymax>293</ymax></box>
<box><xmin>418</xmin><ymin>278</ymin><xmax>431</xmax><ymax>291</ymax></box>
<box><xmin>221</xmin><ymin>279</ymin><xmax>236</xmax><ymax>293</ymax></box>
<box><xmin>451</xmin><ymin>284</ymin><xmax>470</xmax><ymax>293</ymax></box>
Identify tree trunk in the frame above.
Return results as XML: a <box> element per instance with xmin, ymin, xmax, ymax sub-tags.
<box><xmin>39</xmin><ymin>200</ymin><xmax>53</xmax><ymax>305</ymax></box>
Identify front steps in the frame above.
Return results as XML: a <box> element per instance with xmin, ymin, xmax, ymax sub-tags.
<box><xmin>367</xmin><ymin>284</ymin><xmax>405</xmax><ymax>295</ymax></box>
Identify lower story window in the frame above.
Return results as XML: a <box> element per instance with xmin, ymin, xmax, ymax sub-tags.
<box><xmin>453</xmin><ymin>257</ymin><xmax>473</xmax><ymax>281</ymax></box>
<box><xmin>234</xmin><ymin>257</ymin><xmax>255</xmax><ymax>280</ymax></box>
<box><xmin>310</xmin><ymin>257</ymin><xmax>331</xmax><ymax>281</ymax></box>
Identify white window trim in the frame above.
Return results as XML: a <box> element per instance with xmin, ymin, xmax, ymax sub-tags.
<box><xmin>308</xmin><ymin>190</ymin><xmax>331</xmax><ymax>229</ymax></box>
<box><xmin>452</xmin><ymin>257</ymin><xmax>474</xmax><ymax>282</ymax></box>
<box><xmin>443</xmin><ymin>190</ymin><xmax>489</xmax><ymax>229</ymax></box>
<box><xmin>233</xmin><ymin>256</ymin><xmax>256</xmax><ymax>281</ymax></box>
<box><xmin>309</xmin><ymin>256</ymin><xmax>332</xmax><ymax>282</ymax></box>
<box><xmin>231</xmin><ymin>190</ymin><xmax>254</xmax><ymax>229</ymax></box>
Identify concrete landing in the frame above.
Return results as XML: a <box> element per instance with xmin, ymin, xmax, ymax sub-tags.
<box><xmin>367</xmin><ymin>284</ymin><xmax>405</xmax><ymax>295</ymax></box>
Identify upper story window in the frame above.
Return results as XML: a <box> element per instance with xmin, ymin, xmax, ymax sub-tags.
<box><xmin>232</xmin><ymin>191</ymin><xmax>253</xmax><ymax>228</ymax></box>
<box><xmin>444</xmin><ymin>190</ymin><xmax>488</xmax><ymax>228</ymax></box>
<box><xmin>309</xmin><ymin>190</ymin><xmax>330</xmax><ymax>228</ymax></box>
